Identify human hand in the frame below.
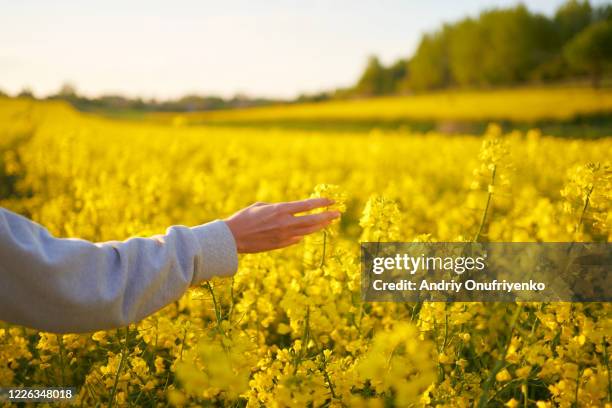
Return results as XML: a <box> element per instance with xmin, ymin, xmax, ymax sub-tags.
<box><xmin>224</xmin><ymin>198</ymin><xmax>340</xmax><ymax>253</ymax></box>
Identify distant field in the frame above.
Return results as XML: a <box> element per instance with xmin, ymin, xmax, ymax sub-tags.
<box><xmin>152</xmin><ymin>86</ymin><xmax>612</xmax><ymax>128</ymax></box>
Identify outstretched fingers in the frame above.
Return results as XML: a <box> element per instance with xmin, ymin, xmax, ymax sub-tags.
<box><xmin>289</xmin><ymin>211</ymin><xmax>340</xmax><ymax>228</ymax></box>
<box><xmin>280</xmin><ymin>197</ymin><xmax>334</xmax><ymax>215</ymax></box>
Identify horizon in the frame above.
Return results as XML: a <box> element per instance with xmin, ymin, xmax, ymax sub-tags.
<box><xmin>1</xmin><ymin>0</ymin><xmax>609</xmax><ymax>100</ymax></box>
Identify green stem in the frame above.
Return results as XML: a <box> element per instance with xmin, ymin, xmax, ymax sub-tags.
<box><xmin>56</xmin><ymin>335</ymin><xmax>66</xmax><ymax>386</ymax></box>
<box><xmin>179</xmin><ymin>328</ymin><xmax>188</xmax><ymax>361</ymax></box>
<box><xmin>442</xmin><ymin>309</ymin><xmax>449</xmax><ymax>352</ymax></box>
<box><xmin>293</xmin><ymin>307</ymin><xmax>310</xmax><ymax>374</ymax></box>
<box><xmin>574</xmin><ymin>365</ymin><xmax>584</xmax><ymax>407</ymax></box>
<box><xmin>319</xmin><ymin>230</ymin><xmax>328</xmax><ymax>269</ymax></box>
<box><xmin>229</xmin><ymin>277</ymin><xmax>236</xmax><ymax>321</ymax></box>
<box><xmin>487</xmin><ymin>378</ymin><xmax>524</xmax><ymax>404</ymax></box>
<box><xmin>474</xmin><ymin>164</ymin><xmax>496</xmax><ymax>242</ymax></box>
<box><xmin>319</xmin><ymin>350</ymin><xmax>338</xmax><ymax>399</ymax></box>
<box><xmin>604</xmin><ymin>336</ymin><xmax>611</xmax><ymax>403</ymax></box>
<box><xmin>574</xmin><ymin>184</ymin><xmax>594</xmax><ymax>237</ymax></box>
<box><xmin>205</xmin><ymin>282</ymin><xmax>223</xmax><ymax>328</ymax></box>
<box><xmin>478</xmin><ymin>304</ymin><xmax>522</xmax><ymax>408</ymax></box>
<box><xmin>108</xmin><ymin>327</ymin><xmax>129</xmax><ymax>408</ymax></box>
<box><xmin>410</xmin><ymin>301</ymin><xmax>423</xmax><ymax>323</ymax></box>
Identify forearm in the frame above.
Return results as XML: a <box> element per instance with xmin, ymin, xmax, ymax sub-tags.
<box><xmin>0</xmin><ymin>208</ymin><xmax>237</xmax><ymax>333</ymax></box>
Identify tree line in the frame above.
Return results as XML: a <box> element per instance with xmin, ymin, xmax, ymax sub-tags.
<box><xmin>1</xmin><ymin>84</ymin><xmax>280</xmax><ymax>113</ymax></box>
<box><xmin>349</xmin><ymin>0</ymin><xmax>612</xmax><ymax>96</ymax></box>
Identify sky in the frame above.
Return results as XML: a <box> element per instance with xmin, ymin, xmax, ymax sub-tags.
<box><xmin>0</xmin><ymin>0</ymin><xmax>608</xmax><ymax>100</ymax></box>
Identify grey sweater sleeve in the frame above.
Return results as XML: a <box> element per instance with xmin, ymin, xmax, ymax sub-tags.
<box><xmin>0</xmin><ymin>207</ymin><xmax>238</xmax><ymax>333</ymax></box>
